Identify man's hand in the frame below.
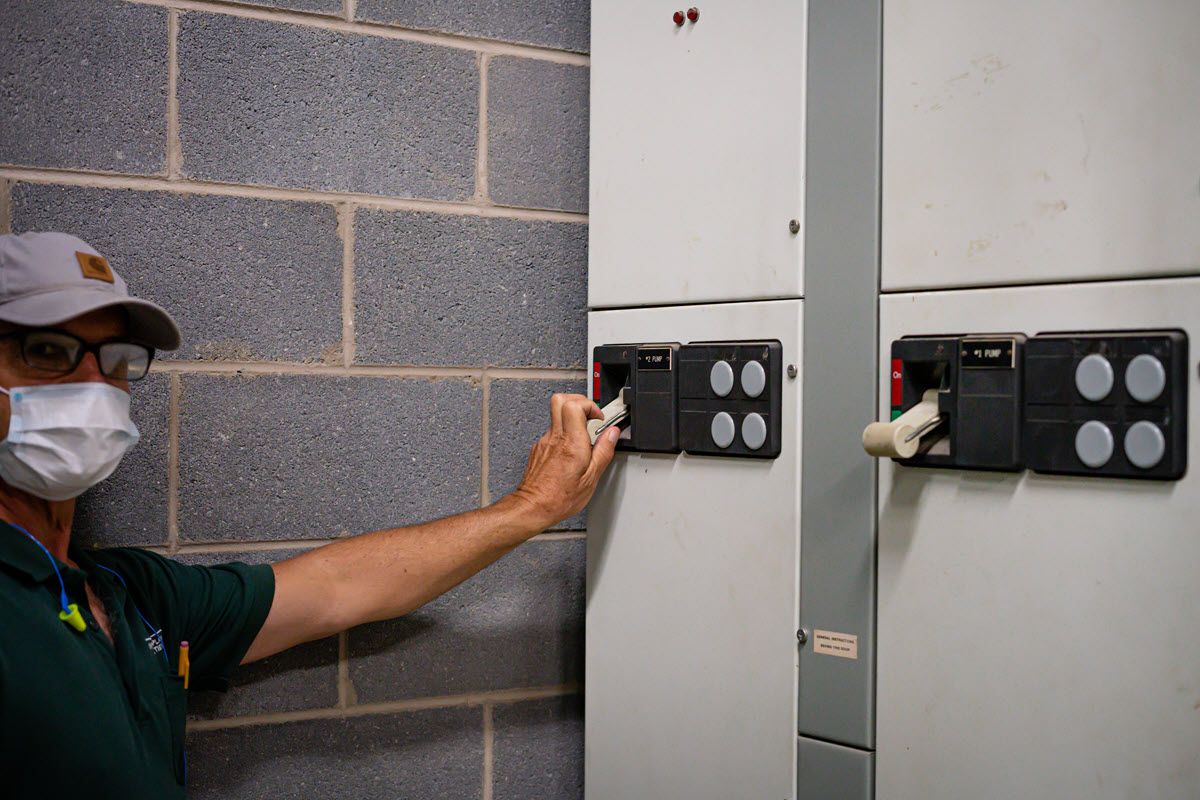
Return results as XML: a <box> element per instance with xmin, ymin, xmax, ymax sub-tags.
<box><xmin>509</xmin><ymin>393</ymin><xmax>620</xmax><ymax>532</ymax></box>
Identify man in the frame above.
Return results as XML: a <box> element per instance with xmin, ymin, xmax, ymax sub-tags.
<box><xmin>0</xmin><ymin>231</ymin><xmax>619</xmax><ymax>798</ymax></box>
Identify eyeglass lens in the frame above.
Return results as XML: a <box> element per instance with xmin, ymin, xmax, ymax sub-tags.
<box><xmin>21</xmin><ymin>331</ymin><xmax>151</xmax><ymax>380</ymax></box>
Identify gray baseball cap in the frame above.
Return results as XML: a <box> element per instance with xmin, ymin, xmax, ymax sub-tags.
<box><xmin>0</xmin><ymin>232</ymin><xmax>181</xmax><ymax>350</ymax></box>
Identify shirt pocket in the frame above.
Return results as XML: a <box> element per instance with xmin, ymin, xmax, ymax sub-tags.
<box><xmin>160</xmin><ymin>674</ymin><xmax>188</xmax><ymax>785</ymax></box>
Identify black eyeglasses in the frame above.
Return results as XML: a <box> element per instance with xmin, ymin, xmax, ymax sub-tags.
<box><xmin>0</xmin><ymin>329</ymin><xmax>155</xmax><ymax>381</ymax></box>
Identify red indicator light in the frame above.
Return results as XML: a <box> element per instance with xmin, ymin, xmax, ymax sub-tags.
<box><xmin>673</xmin><ymin>11</ymin><xmax>685</xmax><ymax>25</ymax></box>
<box><xmin>687</xmin><ymin>7</ymin><xmax>699</xmax><ymax>21</ymax></box>
<box><xmin>891</xmin><ymin>359</ymin><xmax>903</xmax><ymax>406</ymax></box>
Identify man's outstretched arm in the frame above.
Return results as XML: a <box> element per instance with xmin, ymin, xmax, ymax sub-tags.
<box><xmin>243</xmin><ymin>393</ymin><xmax>619</xmax><ymax>663</ymax></box>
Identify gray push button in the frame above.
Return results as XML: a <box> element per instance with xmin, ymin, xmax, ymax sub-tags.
<box><xmin>1075</xmin><ymin>354</ymin><xmax>1114</xmax><ymax>402</ymax></box>
<box><xmin>741</xmin><ymin>413</ymin><xmax>767</xmax><ymax>450</ymax></box>
<box><xmin>711</xmin><ymin>412</ymin><xmax>735</xmax><ymax>448</ymax></box>
<box><xmin>1074</xmin><ymin>420</ymin><xmax>1114</xmax><ymax>468</ymax></box>
<box><xmin>741</xmin><ymin>361</ymin><xmax>767</xmax><ymax>398</ymax></box>
<box><xmin>1125</xmin><ymin>354</ymin><xmax>1167</xmax><ymax>403</ymax></box>
<box><xmin>1124</xmin><ymin>421</ymin><xmax>1166</xmax><ymax>469</ymax></box>
<box><xmin>710</xmin><ymin>361</ymin><xmax>735</xmax><ymax>397</ymax></box>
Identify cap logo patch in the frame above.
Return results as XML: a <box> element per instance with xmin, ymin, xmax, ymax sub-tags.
<box><xmin>76</xmin><ymin>252</ymin><xmax>115</xmax><ymax>283</ymax></box>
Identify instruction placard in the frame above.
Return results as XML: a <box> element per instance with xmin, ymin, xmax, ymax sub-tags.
<box><xmin>813</xmin><ymin>630</ymin><xmax>858</xmax><ymax>660</ymax></box>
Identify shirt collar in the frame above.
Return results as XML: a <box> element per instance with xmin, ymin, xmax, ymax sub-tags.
<box><xmin>0</xmin><ymin>519</ymin><xmax>63</xmax><ymax>583</ymax></box>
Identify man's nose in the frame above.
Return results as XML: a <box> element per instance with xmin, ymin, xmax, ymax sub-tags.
<box><xmin>73</xmin><ymin>351</ymin><xmax>107</xmax><ymax>382</ymax></box>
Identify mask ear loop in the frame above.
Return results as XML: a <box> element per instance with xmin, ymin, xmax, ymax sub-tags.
<box><xmin>10</xmin><ymin>522</ymin><xmax>87</xmax><ymax>632</ymax></box>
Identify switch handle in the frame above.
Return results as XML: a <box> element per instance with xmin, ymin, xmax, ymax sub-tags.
<box><xmin>588</xmin><ymin>388</ymin><xmax>631</xmax><ymax>445</ymax></box>
<box><xmin>862</xmin><ymin>389</ymin><xmax>941</xmax><ymax>459</ymax></box>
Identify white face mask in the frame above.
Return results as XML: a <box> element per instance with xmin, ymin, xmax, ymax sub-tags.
<box><xmin>0</xmin><ymin>383</ymin><xmax>140</xmax><ymax>502</ymax></box>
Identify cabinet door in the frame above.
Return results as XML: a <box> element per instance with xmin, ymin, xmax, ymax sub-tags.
<box><xmin>876</xmin><ymin>279</ymin><xmax>1200</xmax><ymax>799</ymax></box>
<box><xmin>883</xmin><ymin>1</ymin><xmax>1200</xmax><ymax>291</ymax></box>
<box><xmin>590</xmin><ymin>0</ymin><xmax>804</xmax><ymax>308</ymax></box>
<box><xmin>586</xmin><ymin>300</ymin><xmax>802</xmax><ymax>800</ymax></box>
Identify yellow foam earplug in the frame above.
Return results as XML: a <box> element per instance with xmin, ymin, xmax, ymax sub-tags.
<box><xmin>59</xmin><ymin>603</ymin><xmax>87</xmax><ymax>632</ymax></box>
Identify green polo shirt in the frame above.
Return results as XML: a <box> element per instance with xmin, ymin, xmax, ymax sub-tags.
<box><xmin>0</xmin><ymin>521</ymin><xmax>275</xmax><ymax>799</ymax></box>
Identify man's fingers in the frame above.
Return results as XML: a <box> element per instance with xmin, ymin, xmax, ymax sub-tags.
<box><xmin>586</xmin><ymin>426</ymin><xmax>620</xmax><ymax>481</ymax></box>
<box><xmin>548</xmin><ymin>394</ymin><xmax>601</xmax><ymax>439</ymax></box>
<box><xmin>560</xmin><ymin>396</ymin><xmax>596</xmax><ymax>440</ymax></box>
<box><xmin>549</xmin><ymin>393</ymin><xmax>567</xmax><ymax>436</ymax></box>
<box><xmin>584</xmin><ymin>398</ymin><xmax>604</xmax><ymax>421</ymax></box>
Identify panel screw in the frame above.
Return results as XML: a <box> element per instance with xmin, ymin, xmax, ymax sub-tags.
<box><xmin>787</xmin><ymin>364</ymin><xmax>797</xmax><ymax>379</ymax></box>
<box><xmin>797</xmin><ymin>629</ymin><xmax>808</xmax><ymax>645</ymax></box>
<box><xmin>788</xmin><ymin>219</ymin><xmax>800</xmax><ymax>234</ymax></box>
<box><xmin>673</xmin><ymin>10</ymin><xmax>685</xmax><ymax>25</ymax></box>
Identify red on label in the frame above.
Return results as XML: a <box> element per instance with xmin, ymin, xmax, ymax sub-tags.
<box><xmin>593</xmin><ymin>362</ymin><xmax>601</xmax><ymax>401</ymax></box>
<box><xmin>891</xmin><ymin>359</ymin><xmax>903</xmax><ymax>405</ymax></box>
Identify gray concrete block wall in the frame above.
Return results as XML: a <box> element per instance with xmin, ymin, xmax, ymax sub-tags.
<box><xmin>2</xmin><ymin>1</ymin><xmax>590</xmax><ymax>797</ymax></box>
<box><xmin>356</xmin><ymin>0</ymin><xmax>589</xmax><ymax>53</ymax></box>
<box><xmin>187</xmin><ymin>708</ymin><xmax>485</xmax><ymax>799</ymax></box>
<box><xmin>494</xmin><ymin>695</ymin><xmax>585</xmax><ymax>800</ymax></box>
<box><xmin>0</xmin><ymin>0</ymin><xmax>168</xmax><ymax>174</ymax></box>
<box><xmin>489</xmin><ymin>58</ymin><xmax>590</xmax><ymax>213</ymax></box>
<box><xmin>177</xmin><ymin>14</ymin><xmax>478</xmax><ymax>199</ymax></box>
<box><xmin>177</xmin><ymin>374</ymin><xmax>482</xmax><ymax>542</ymax></box>
<box><xmin>354</xmin><ymin>210</ymin><xmax>588</xmax><ymax>368</ymax></box>
<box><xmin>347</xmin><ymin>539</ymin><xmax>584</xmax><ymax>701</ymax></box>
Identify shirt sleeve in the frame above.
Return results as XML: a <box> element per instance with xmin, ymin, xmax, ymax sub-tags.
<box><xmin>90</xmin><ymin>548</ymin><xmax>276</xmax><ymax>691</ymax></box>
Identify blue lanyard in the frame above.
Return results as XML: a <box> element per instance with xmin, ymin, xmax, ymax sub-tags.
<box><xmin>11</xmin><ymin>523</ymin><xmax>168</xmax><ymax>666</ymax></box>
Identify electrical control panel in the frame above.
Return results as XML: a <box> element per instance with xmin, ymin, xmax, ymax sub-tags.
<box><xmin>868</xmin><ymin>329</ymin><xmax>1188</xmax><ymax>481</ymax></box>
<box><xmin>592</xmin><ymin>343</ymin><xmax>681</xmax><ymax>453</ymax></box>
<box><xmin>592</xmin><ymin>340</ymin><xmax>783</xmax><ymax>459</ymax></box>
<box><xmin>1023</xmin><ymin>330</ymin><xmax>1187</xmax><ymax>480</ymax></box>
<box><xmin>885</xmin><ymin>334</ymin><xmax>1025</xmax><ymax>471</ymax></box>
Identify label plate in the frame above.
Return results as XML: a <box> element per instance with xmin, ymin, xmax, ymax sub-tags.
<box><xmin>961</xmin><ymin>339</ymin><xmax>1017</xmax><ymax>369</ymax></box>
<box><xmin>813</xmin><ymin>629</ymin><xmax>859</xmax><ymax>660</ymax></box>
<box><xmin>637</xmin><ymin>347</ymin><xmax>673</xmax><ymax>371</ymax></box>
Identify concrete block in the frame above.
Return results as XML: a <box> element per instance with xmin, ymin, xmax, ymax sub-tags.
<box><xmin>488</xmin><ymin>379</ymin><xmax>587</xmax><ymax>530</ymax></box>
<box><xmin>74</xmin><ymin>373</ymin><xmax>170</xmax><ymax>548</ymax></box>
<box><xmin>232</xmin><ymin>0</ymin><xmax>342</xmax><ymax>14</ymax></box>
<box><xmin>0</xmin><ymin>0</ymin><xmax>167</xmax><ymax>174</ymax></box>
<box><xmin>354</xmin><ymin>209</ymin><xmax>587</xmax><ymax>368</ymax></box>
<box><xmin>9</xmin><ymin>183</ymin><xmax>343</xmax><ymax>363</ymax></box>
<box><xmin>347</xmin><ymin>539</ymin><xmax>583</xmax><ymax>702</ymax></box>
<box><xmin>177</xmin><ymin>374</ymin><xmax>481</xmax><ymax>543</ymax></box>
<box><xmin>179</xmin><ymin>549</ymin><xmax>340</xmax><ymax>719</ymax></box>
<box><xmin>356</xmin><ymin>0</ymin><xmax>589</xmax><ymax>53</ymax></box>
<box><xmin>493</xmin><ymin>694</ymin><xmax>583</xmax><ymax>800</ymax></box>
<box><xmin>177</xmin><ymin>13</ymin><xmax>477</xmax><ymax>201</ymax></box>
<box><xmin>488</xmin><ymin>58</ymin><xmax>589</xmax><ymax>213</ymax></box>
<box><xmin>186</xmin><ymin>706</ymin><xmax>484</xmax><ymax>799</ymax></box>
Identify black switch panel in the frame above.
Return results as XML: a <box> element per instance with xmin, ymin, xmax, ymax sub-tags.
<box><xmin>1024</xmin><ymin>330</ymin><xmax>1187</xmax><ymax>480</ymax></box>
<box><xmin>592</xmin><ymin>342</ymin><xmax>681</xmax><ymax>453</ymax></box>
<box><xmin>678</xmin><ymin>341</ymin><xmax>783</xmax><ymax>459</ymax></box>
<box><xmin>891</xmin><ymin>334</ymin><xmax>1025</xmax><ymax>472</ymax></box>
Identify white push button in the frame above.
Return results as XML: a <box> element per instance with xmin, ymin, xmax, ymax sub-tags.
<box><xmin>1074</xmin><ymin>420</ymin><xmax>1114</xmax><ymax>468</ymax></box>
<box><xmin>1124</xmin><ymin>421</ymin><xmax>1166</xmax><ymax>469</ymax></box>
<box><xmin>741</xmin><ymin>361</ymin><xmax>767</xmax><ymax>398</ymax></box>
<box><xmin>741</xmin><ymin>413</ymin><xmax>767</xmax><ymax>450</ymax></box>
<box><xmin>710</xmin><ymin>361</ymin><xmax>735</xmax><ymax>397</ymax></box>
<box><xmin>1125</xmin><ymin>354</ymin><xmax>1166</xmax><ymax>403</ymax></box>
<box><xmin>711</xmin><ymin>412</ymin><xmax>736</xmax><ymax>448</ymax></box>
<box><xmin>1075</xmin><ymin>354</ymin><xmax>1114</xmax><ymax>402</ymax></box>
